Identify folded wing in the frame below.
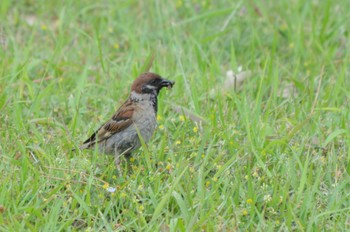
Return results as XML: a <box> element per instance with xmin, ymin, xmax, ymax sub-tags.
<box><xmin>80</xmin><ymin>100</ymin><xmax>135</xmax><ymax>149</ymax></box>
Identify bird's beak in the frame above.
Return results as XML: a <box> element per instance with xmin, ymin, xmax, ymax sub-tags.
<box><xmin>160</xmin><ymin>78</ymin><xmax>175</xmax><ymax>90</ymax></box>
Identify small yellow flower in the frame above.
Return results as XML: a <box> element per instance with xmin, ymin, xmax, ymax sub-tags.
<box><xmin>130</xmin><ymin>157</ymin><xmax>135</xmax><ymax>162</ymax></box>
<box><xmin>112</xmin><ymin>175</ymin><xmax>117</xmax><ymax>179</ymax></box>
<box><xmin>244</xmin><ymin>175</ymin><xmax>249</xmax><ymax>180</ymax></box>
<box><xmin>103</xmin><ymin>183</ymin><xmax>109</xmax><ymax>189</ymax></box>
<box><xmin>166</xmin><ymin>164</ymin><xmax>172</xmax><ymax>171</ymax></box>
<box><xmin>212</xmin><ymin>177</ymin><xmax>218</xmax><ymax>182</ymax></box>
<box><xmin>113</xmin><ymin>43</ymin><xmax>119</xmax><ymax>49</ymax></box>
<box><xmin>139</xmin><ymin>205</ymin><xmax>144</xmax><ymax>211</ymax></box>
<box><xmin>41</xmin><ymin>24</ymin><xmax>47</xmax><ymax>30</ymax></box>
<box><xmin>193</xmin><ymin>126</ymin><xmax>198</xmax><ymax>133</ymax></box>
<box><xmin>205</xmin><ymin>181</ymin><xmax>210</xmax><ymax>187</ymax></box>
<box><xmin>175</xmin><ymin>140</ymin><xmax>181</xmax><ymax>145</ymax></box>
<box><xmin>179</xmin><ymin>115</ymin><xmax>185</xmax><ymax>121</ymax></box>
<box><xmin>176</xmin><ymin>0</ymin><xmax>183</xmax><ymax>8</ymax></box>
<box><xmin>242</xmin><ymin>210</ymin><xmax>248</xmax><ymax>216</ymax></box>
<box><xmin>201</xmin><ymin>154</ymin><xmax>205</xmax><ymax>159</ymax></box>
<box><xmin>159</xmin><ymin>124</ymin><xmax>164</xmax><ymax>130</ymax></box>
<box><xmin>157</xmin><ymin>115</ymin><xmax>162</xmax><ymax>120</ymax></box>
<box><xmin>246</xmin><ymin>198</ymin><xmax>253</xmax><ymax>204</ymax></box>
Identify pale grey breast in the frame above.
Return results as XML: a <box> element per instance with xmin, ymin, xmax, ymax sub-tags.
<box><xmin>102</xmin><ymin>97</ymin><xmax>157</xmax><ymax>156</ymax></box>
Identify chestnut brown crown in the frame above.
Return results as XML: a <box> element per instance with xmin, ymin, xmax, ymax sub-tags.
<box><xmin>131</xmin><ymin>72</ymin><xmax>175</xmax><ymax>94</ymax></box>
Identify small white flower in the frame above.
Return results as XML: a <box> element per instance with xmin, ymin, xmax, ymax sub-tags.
<box><xmin>107</xmin><ymin>187</ymin><xmax>116</xmax><ymax>193</ymax></box>
<box><xmin>263</xmin><ymin>194</ymin><xmax>272</xmax><ymax>203</ymax></box>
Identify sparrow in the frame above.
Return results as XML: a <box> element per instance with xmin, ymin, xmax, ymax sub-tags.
<box><xmin>79</xmin><ymin>72</ymin><xmax>175</xmax><ymax>167</ymax></box>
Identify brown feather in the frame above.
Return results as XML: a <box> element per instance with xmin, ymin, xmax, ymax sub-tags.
<box><xmin>81</xmin><ymin>99</ymin><xmax>135</xmax><ymax>148</ymax></box>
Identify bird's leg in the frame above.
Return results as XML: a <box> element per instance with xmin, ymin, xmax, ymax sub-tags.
<box><xmin>114</xmin><ymin>156</ymin><xmax>121</xmax><ymax>174</ymax></box>
<box><xmin>114</xmin><ymin>146</ymin><xmax>134</xmax><ymax>175</ymax></box>
<box><xmin>114</xmin><ymin>146</ymin><xmax>122</xmax><ymax>174</ymax></box>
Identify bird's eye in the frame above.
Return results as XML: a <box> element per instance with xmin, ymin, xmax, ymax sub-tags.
<box><xmin>142</xmin><ymin>84</ymin><xmax>157</xmax><ymax>93</ymax></box>
<box><xmin>150</xmin><ymin>79</ymin><xmax>158</xmax><ymax>85</ymax></box>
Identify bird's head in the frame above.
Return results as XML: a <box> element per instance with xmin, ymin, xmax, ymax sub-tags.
<box><xmin>131</xmin><ymin>72</ymin><xmax>175</xmax><ymax>95</ymax></box>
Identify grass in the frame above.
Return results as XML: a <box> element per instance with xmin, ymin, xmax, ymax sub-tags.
<box><xmin>1</xmin><ymin>0</ymin><xmax>350</xmax><ymax>231</ymax></box>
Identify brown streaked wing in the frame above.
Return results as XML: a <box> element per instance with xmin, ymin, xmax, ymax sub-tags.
<box><xmin>81</xmin><ymin>99</ymin><xmax>135</xmax><ymax>148</ymax></box>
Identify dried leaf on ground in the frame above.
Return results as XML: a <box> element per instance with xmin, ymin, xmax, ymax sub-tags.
<box><xmin>277</xmin><ymin>84</ymin><xmax>297</xmax><ymax>98</ymax></box>
<box><xmin>210</xmin><ymin>68</ymin><xmax>252</xmax><ymax>97</ymax></box>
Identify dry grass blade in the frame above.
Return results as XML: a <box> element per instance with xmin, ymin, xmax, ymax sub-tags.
<box><xmin>41</xmin><ymin>165</ymin><xmax>109</xmax><ymax>187</ymax></box>
<box><xmin>33</xmin><ymin>76</ymin><xmax>53</xmax><ymax>83</ymax></box>
<box><xmin>311</xmin><ymin>66</ymin><xmax>324</xmax><ymax>115</ymax></box>
<box><xmin>0</xmin><ymin>28</ymin><xmax>7</xmax><ymax>49</ymax></box>
<box><xmin>170</xmin><ymin>103</ymin><xmax>207</xmax><ymax>124</ymax></box>
<box><xmin>141</xmin><ymin>53</ymin><xmax>155</xmax><ymax>73</ymax></box>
